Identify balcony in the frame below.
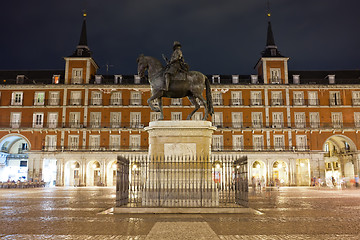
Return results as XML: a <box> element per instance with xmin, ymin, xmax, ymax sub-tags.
<box><xmin>110</xmin><ymin>98</ymin><xmax>123</xmax><ymax>106</ymax></box>
<box><xmin>250</xmin><ymin>99</ymin><xmax>263</xmax><ymax>106</ymax></box>
<box><xmin>270</xmin><ymin>99</ymin><xmax>284</xmax><ymax>106</ymax></box>
<box><xmin>90</xmin><ymin>99</ymin><xmax>103</xmax><ymax>106</ymax></box>
<box><xmin>68</xmin><ymin>99</ymin><xmax>82</xmax><ymax>106</ymax></box>
<box><xmin>231</xmin><ymin>99</ymin><xmax>243</xmax><ymax>106</ymax></box>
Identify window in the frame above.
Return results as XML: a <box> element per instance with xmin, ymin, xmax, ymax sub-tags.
<box><xmin>296</xmin><ymin>135</ymin><xmax>307</xmax><ymax>151</ymax></box>
<box><xmin>111</xmin><ymin>91</ymin><xmax>122</xmax><ymax>105</ymax></box>
<box><xmin>110</xmin><ymin>135</ymin><xmax>121</xmax><ymax>150</ymax></box>
<box><xmin>11</xmin><ymin>92</ymin><xmax>23</xmax><ymax>105</ymax></box>
<box><xmin>68</xmin><ymin>135</ymin><xmax>79</xmax><ymax>150</ymax></box>
<box><xmin>90</xmin><ymin>112</ymin><xmax>101</xmax><ymax>128</ymax></box>
<box><xmin>270</xmin><ymin>68</ymin><xmax>281</xmax><ymax>84</ymax></box>
<box><xmin>89</xmin><ymin>135</ymin><xmax>100</xmax><ymax>150</ymax></box>
<box><xmin>49</xmin><ymin>91</ymin><xmax>60</xmax><ymax>106</ymax></box>
<box><xmin>274</xmin><ymin>135</ymin><xmax>284</xmax><ymax>150</ymax></box>
<box><xmin>253</xmin><ymin>135</ymin><xmax>264</xmax><ymax>150</ymax></box>
<box><xmin>70</xmin><ymin>91</ymin><xmax>82</xmax><ymax>105</ymax></box>
<box><xmin>232</xmin><ymin>112</ymin><xmax>243</xmax><ymax>128</ymax></box>
<box><xmin>212</xmin><ymin>135</ymin><xmax>223</xmax><ymax>151</ymax></box>
<box><xmin>171</xmin><ymin>98</ymin><xmax>182</xmax><ymax>106</ymax></box>
<box><xmin>352</xmin><ymin>91</ymin><xmax>360</xmax><ymax>106</ymax></box>
<box><xmin>52</xmin><ymin>75</ymin><xmax>60</xmax><ymax>84</ymax></box>
<box><xmin>191</xmin><ymin>112</ymin><xmax>203</xmax><ymax>121</ymax></box>
<box><xmin>48</xmin><ymin>112</ymin><xmax>58</xmax><ymax>128</ymax></box>
<box><xmin>10</xmin><ymin>112</ymin><xmax>21</xmax><ymax>128</ymax></box>
<box><xmin>212</xmin><ymin>112</ymin><xmax>223</xmax><ymax>127</ymax></box>
<box><xmin>32</xmin><ymin>113</ymin><xmax>44</xmax><ymax>128</ymax></box>
<box><xmin>231</xmin><ymin>91</ymin><xmax>242</xmax><ymax>105</ymax></box>
<box><xmin>232</xmin><ymin>75</ymin><xmax>239</xmax><ymax>84</ymax></box>
<box><xmin>110</xmin><ymin>112</ymin><xmax>121</xmax><ymax>128</ymax></box>
<box><xmin>233</xmin><ymin>135</ymin><xmax>243</xmax><ymax>151</ymax></box>
<box><xmin>252</xmin><ymin>112</ymin><xmax>263</xmax><ymax>128</ymax></box>
<box><xmin>69</xmin><ymin>112</ymin><xmax>81</xmax><ymax>128</ymax></box>
<box><xmin>45</xmin><ymin>135</ymin><xmax>57</xmax><ymax>151</ymax></box>
<box><xmin>212</xmin><ymin>91</ymin><xmax>223</xmax><ymax>105</ymax></box>
<box><xmin>293</xmin><ymin>91</ymin><xmax>304</xmax><ymax>106</ymax></box>
<box><xmin>331</xmin><ymin>112</ymin><xmax>343</xmax><ymax>128</ymax></box>
<box><xmin>91</xmin><ymin>91</ymin><xmax>102</xmax><ymax>105</ymax></box>
<box><xmin>150</xmin><ymin>112</ymin><xmax>161</xmax><ymax>122</ymax></box>
<box><xmin>34</xmin><ymin>92</ymin><xmax>45</xmax><ymax>106</ymax></box>
<box><xmin>329</xmin><ymin>91</ymin><xmax>341</xmax><ymax>106</ymax></box>
<box><xmin>250</xmin><ymin>91</ymin><xmax>262</xmax><ymax>105</ymax></box>
<box><xmin>71</xmin><ymin>68</ymin><xmax>83</xmax><ymax>84</ymax></box>
<box><xmin>171</xmin><ymin>112</ymin><xmax>182</xmax><ymax>121</ymax></box>
<box><xmin>309</xmin><ymin>112</ymin><xmax>320</xmax><ymax>128</ymax></box>
<box><xmin>130</xmin><ymin>112</ymin><xmax>142</xmax><ymax>128</ymax></box>
<box><xmin>294</xmin><ymin>112</ymin><xmax>306</xmax><ymax>128</ymax></box>
<box><xmin>354</xmin><ymin>112</ymin><xmax>360</xmax><ymax>128</ymax></box>
<box><xmin>130</xmin><ymin>91</ymin><xmax>142</xmax><ymax>105</ymax></box>
<box><xmin>134</xmin><ymin>75</ymin><xmax>141</xmax><ymax>84</ymax></box>
<box><xmin>130</xmin><ymin>135</ymin><xmax>141</xmax><ymax>150</ymax></box>
<box><xmin>271</xmin><ymin>91</ymin><xmax>283</xmax><ymax>106</ymax></box>
<box><xmin>212</xmin><ymin>75</ymin><xmax>220</xmax><ymax>84</ymax></box>
<box><xmin>307</xmin><ymin>91</ymin><xmax>318</xmax><ymax>106</ymax></box>
<box><xmin>272</xmin><ymin>112</ymin><xmax>283</xmax><ymax>128</ymax></box>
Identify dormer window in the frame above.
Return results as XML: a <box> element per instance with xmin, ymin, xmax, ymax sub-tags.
<box><xmin>95</xmin><ymin>75</ymin><xmax>103</xmax><ymax>84</ymax></box>
<box><xmin>232</xmin><ymin>75</ymin><xmax>239</xmax><ymax>84</ymax></box>
<box><xmin>270</xmin><ymin>68</ymin><xmax>281</xmax><ymax>84</ymax></box>
<box><xmin>251</xmin><ymin>75</ymin><xmax>258</xmax><ymax>84</ymax></box>
<box><xmin>52</xmin><ymin>75</ymin><xmax>60</xmax><ymax>84</ymax></box>
<box><xmin>114</xmin><ymin>75</ymin><xmax>122</xmax><ymax>84</ymax></box>
<box><xmin>328</xmin><ymin>75</ymin><xmax>335</xmax><ymax>84</ymax></box>
<box><xmin>293</xmin><ymin>75</ymin><xmax>300</xmax><ymax>84</ymax></box>
<box><xmin>134</xmin><ymin>75</ymin><xmax>141</xmax><ymax>84</ymax></box>
<box><xmin>212</xmin><ymin>75</ymin><xmax>220</xmax><ymax>84</ymax></box>
<box><xmin>271</xmin><ymin>49</ymin><xmax>277</xmax><ymax>56</ymax></box>
<box><xmin>16</xmin><ymin>75</ymin><xmax>25</xmax><ymax>84</ymax></box>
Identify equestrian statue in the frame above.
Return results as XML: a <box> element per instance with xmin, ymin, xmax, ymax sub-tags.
<box><xmin>137</xmin><ymin>41</ymin><xmax>214</xmax><ymax>121</ymax></box>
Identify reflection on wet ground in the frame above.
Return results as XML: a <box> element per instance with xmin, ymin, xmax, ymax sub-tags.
<box><xmin>0</xmin><ymin>187</ymin><xmax>360</xmax><ymax>239</ymax></box>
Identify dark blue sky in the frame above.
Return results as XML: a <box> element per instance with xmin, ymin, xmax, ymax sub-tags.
<box><xmin>0</xmin><ymin>0</ymin><xmax>359</xmax><ymax>75</ymax></box>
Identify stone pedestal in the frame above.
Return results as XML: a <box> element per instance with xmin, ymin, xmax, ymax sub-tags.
<box><xmin>143</xmin><ymin>121</ymin><xmax>217</xmax><ymax>207</ymax></box>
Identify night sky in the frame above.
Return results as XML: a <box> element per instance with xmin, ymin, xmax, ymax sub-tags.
<box><xmin>1</xmin><ymin>0</ymin><xmax>359</xmax><ymax>75</ymax></box>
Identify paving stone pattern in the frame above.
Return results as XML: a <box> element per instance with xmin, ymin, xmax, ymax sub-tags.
<box><xmin>0</xmin><ymin>187</ymin><xmax>360</xmax><ymax>239</ymax></box>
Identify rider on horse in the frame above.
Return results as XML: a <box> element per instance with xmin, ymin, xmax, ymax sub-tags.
<box><xmin>164</xmin><ymin>41</ymin><xmax>189</xmax><ymax>91</ymax></box>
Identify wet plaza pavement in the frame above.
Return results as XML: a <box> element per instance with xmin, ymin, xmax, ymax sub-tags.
<box><xmin>0</xmin><ymin>186</ymin><xmax>360</xmax><ymax>239</ymax></box>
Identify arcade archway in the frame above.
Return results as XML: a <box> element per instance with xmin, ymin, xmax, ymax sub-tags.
<box><xmin>251</xmin><ymin>160</ymin><xmax>266</xmax><ymax>185</ymax></box>
<box><xmin>272</xmin><ymin>161</ymin><xmax>289</xmax><ymax>185</ymax></box>
<box><xmin>64</xmin><ymin>161</ymin><xmax>80</xmax><ymax>186</ymax></box>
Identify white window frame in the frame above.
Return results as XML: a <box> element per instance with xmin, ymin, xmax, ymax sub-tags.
<box><xmin>49</xmin><ymin>91</ymin><xmax>60</xmax><ymax>106</ymax></box>
<box><xmin>352</xmin><ymin>91</ymin><xmax>360</xmax><ymax>106</ymax></box>
<box><xmin>90</xmin><ymin>112</ymin><xmax>101</xmax><ymax>128</ymax></box>
<box><xmin>171</xmin><ymin>112</ymin><xmax>182</xmax><ymax>121</ymax></box>
<box><xmin>110</xmin><ymin>91</ymin><xmax>122</xmax><ymax>105</ymax></box>
<box><xmin>309</xmin><ymin>112</ymin><xmax>320</xmax><ymax>128</ymax></box>
<box><xmin>232</xmin><ymin>112</ymin><xmax>243</xmax><ymax>128</ymax></box>
<box><xmin>70</xmin><ymin>91</ymin><xmax>82</xmax><ymax>105</ymax></box>
<box><xmin>271</xmin><ymin>91</ymin><xmax>283</xmax><ymax>106</ymax></box>
<box><xmin>191</xmin><ymin>112</ymin><xmax>203</xmax><ymax>121</ymax></box>
<box><xmin>68</xmin><ymin>135</ymin><xmax>79</xmax><ymax>150</ymax></box>
<box><xmin>171</xmin><ymin>98</ymin><xmax>182</xmax><ymax>106</ymax></box>
<box><xmin>296</xmin><ymin>135</ymin><xmax>307</xmax><ymax>151</ymax></box>
<box><xmin>91</xmin><ymin>91</ymin><xmax>102</xmax><ymax>106</ymax></box>
<box><xmin>250</xmin><ymin>91</ymin><xmax>262</xmax><ymax>106</ymax></box>
<box><xmin>212</xmin><ymin>135</ymin><xmax>223</xmax><ymax>151</ymax></box>
<box><xmin>32</xmin><ymin>113</ymin><xmax>44</xmax><ymax>128</ymax></box>
<box><xmin>69</xmin><ymin>112</ymin><xmax>81</xmax><ymax>128</ymax></box>
<box><xmin>308</xmin><ymin>91</ymin><xmax>318</xmax><ymax>106</ymax></box>
<box><xmin>294</xmin><ymin>112</ymin><xmax>306</xmax><ymax>128</ymax></box>
<box><xmin>231</xmin><ymin>91</ymin><xmax>242</xmax><ymax>106</ymax></box>
<box><xmin>212</xmin><ymin>112</ymin><xmax>223</xmax><ymax>127</ymax></box>
<box><xmin>109</xmin><ymin>135</ymin><xmax>121</xmax><ymax>150</ymax></box>
<box><xmin>34</xmin><ymin>92</ymin><xmax>45</xmax><ymax>106</ymax></box>
<box><xmin>89</xmin><ymin>135</ymin><xmax>101</xmax><ymax>150</ymax></box>
<box><xmin>150</xmin><ymin>112</ymin><xmax>161</xmax><ymax>122</ymax></box>
<box><xmin>71</xmin><ymin>68</ymin><xmax>83</xmax><ymax>84</ymax></box>
<box><xmin>130</xmin><ymin>91</ymin><xmax>142</xmax><ymax>106</ymax></box>
<box><xmin>354</xmin><ymin>112</ymin><xmax>360</xmax><ymax>128</ymax></box>
<box><xmin>110</xmin><ymin>112</ymin><xmax>121</xmax><ymax>128</ymax></box>
<box><xmin>253</xmin><ymin>135</ymin><xmax>264</xmax><ymax>151</ymax></box>
<box><xmin>10</xmin><ymin>112</ymin><xmax>21</xmax><ymax>128</ymax></box>
<box><xmin>232</xmin><ymin>135</ymin><xmax>244</xmax><ymax>151</ymax></box>
<box><xmin>274</xmin><ymin>135</ymin><xmax>285</xmax><ymax>150</ymax></box>
<box><xmin>45</xmin><ymin>135</ymin><xmax>57</xmax><ymax>151</ymax></box>
<box><xmin>331</xmin><ymin>112</ymin><xmax>343</xmax><ymax>128</ymax></box>
<box><xmin>272</xmin><ymin>112</ymin><xmax>283</xmax><ymax>128</ymax></box>
<box><xmin>130</xmin><ymin>135</ymin><xmax>141</xmax><ymax>150</ymax></box>
<box><xmin>48</xmin><ymin>112</ymin><xmax>58</xmax><ymax>128</ymax></box>
<box><xmin>252</xmin><ymin>112</ymin><xmax>263</xmax><ymax>128</ymax></box>
<box><xmin>270</xmin><ymin>68</ymin><xmax>281</xmax><ymax>84</ymax></box>
<box><xmin>212</xmin><ymin>91</ymin><xmax>223</xmax><ymax>106</ymax></box>
<box><xmin>130</xmin><ymin>112</ymin><xmax>142</xmax><ymax>128</ymax></box>
<box><xmin>293</xmin><ymin>91</ymin><xmax>304</xmax><ymax>106</ymax></box>
<box><xmin>329</xmin><ymin>91</ymin><xmax>341</xmax><ymax>106</ymax></box>
<box><xmin>11</xmin><ymin>92</ymin><xmax>23</xmax><ymax>106</ymax></box>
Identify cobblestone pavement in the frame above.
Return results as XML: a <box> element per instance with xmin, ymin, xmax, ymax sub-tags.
<box><xmin>0</xmin><ymin>187</ymin><xmax>360</xmax><ymax>239</ymax></box>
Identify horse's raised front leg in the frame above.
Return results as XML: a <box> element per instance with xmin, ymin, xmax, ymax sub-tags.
<box><xmin>147</xmin><ymin>90</ymin><xmax>163</xmax><ymax>112</ymax></box>
<box><xmin>186</xmin><ymin>95</ymin><xmax>200</xmax><ymax>120</ymax></box>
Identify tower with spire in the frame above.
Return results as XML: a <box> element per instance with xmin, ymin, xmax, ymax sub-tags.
<box><xmin>255</xmin><ymin>5</ymin><xmax>289</xmax><ymax>84</ymax></box>
<box><xmin>64</xmin><ymin>11</ymin><xmax>99</xmax><ymax>84</ymax></box>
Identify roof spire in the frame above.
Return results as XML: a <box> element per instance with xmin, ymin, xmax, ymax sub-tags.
<box><xmin>70</xmin><ymin>11</ymin><xmax>92</xmax><ymax>57</ymax></box>
<box><xmin>261</xmin><ymin>0</ymin><xmax>284</xmax><ymax>57</ymax></box>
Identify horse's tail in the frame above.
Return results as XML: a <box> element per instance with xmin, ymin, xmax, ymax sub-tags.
<box><xmin>205</xmin><ymin>76</ymin><xmax>214</xmax><ymax>117</ymax></box>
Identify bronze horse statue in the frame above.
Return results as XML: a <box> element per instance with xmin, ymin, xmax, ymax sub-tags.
<box><xmin>137</xmin><ymin>54</ymin><xmax>214</xmax><ymax>120</ymax></box>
